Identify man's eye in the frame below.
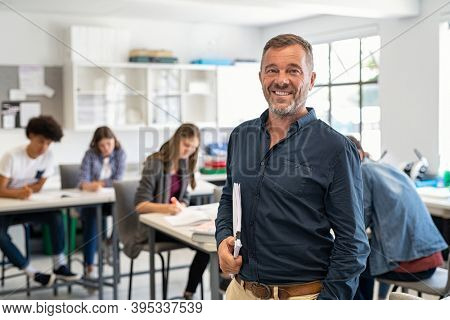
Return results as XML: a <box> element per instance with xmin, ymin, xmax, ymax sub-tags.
<box><xmin>289</xmin><ymin>69</ymin><xmax>300</xmax><ymax>74</ymax></box>
<box><xmin>266</xmin><ymin>69</ymin><xmax>277</xmax><ymax>74</ymax></box>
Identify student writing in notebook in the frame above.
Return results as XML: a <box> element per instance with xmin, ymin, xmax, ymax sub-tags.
<box><xmin>131</xmin><ymin>123</ymin><xmax>209</xmax><ymax>299</ymax></box>
<box><xmin>78</xmin><ymin>126</ymin><xmax>126</xmax><ymax>283</ymax></box>
<box><xmin>0</xmin><ymin>116</ymin><xmax>78</xmax><ymax>286</ymax></box>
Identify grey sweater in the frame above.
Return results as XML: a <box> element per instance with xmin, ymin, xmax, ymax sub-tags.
<box><xmin>123</xmin><ymin>156</ymin><xmax>191</xmax><ymax>259</ymax></box>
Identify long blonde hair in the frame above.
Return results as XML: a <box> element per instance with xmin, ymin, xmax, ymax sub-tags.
<box><xmin>152</xmin><ymin>123</ymin><xmax>200</xmax><ymax>189</ymax></box>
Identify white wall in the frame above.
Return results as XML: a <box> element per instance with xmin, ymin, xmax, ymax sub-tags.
<box><xmin>0</xmin><ymin>11</ymin><xmax>262</xmax><ymax>65</ymax></box>
<box><xmin>0</xmin><ymin>11</ymin><xmax>262</xmax><ymax>166</ymax></box>
<box><xmin>262</xmin><ymin>0</ymin><xmax>450</xmax><ymax>172</ymax></box>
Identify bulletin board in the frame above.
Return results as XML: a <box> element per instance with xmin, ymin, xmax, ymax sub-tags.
<box><xmin>0</xmin><ymin>65</ymin><xmax>64</xmax><ymax>126</ymax></box>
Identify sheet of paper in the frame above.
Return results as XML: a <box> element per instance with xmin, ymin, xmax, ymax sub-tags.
<box><xmin>232</xmin><ymin>183</ymin><xmax>242</xmax><ymax>236</ymax></box>
<box><xmin>28</xmin><ymin>191</ymin><xmax>82</xmax><ymax>202</ymax></box>
<box><xmin>164</xmin><ymin>203</ymin><xmax>219</xmax><ymax>227</ymax></box>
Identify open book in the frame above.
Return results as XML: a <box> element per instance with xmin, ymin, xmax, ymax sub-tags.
<box><xmin>164</xmin><ymin>203</ymin><xmax>219</xmax><ymax>227</ymax></box>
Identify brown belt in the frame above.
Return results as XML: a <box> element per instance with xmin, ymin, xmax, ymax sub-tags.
<box><xmin>235</xmin><ymin>275</ymin><xmax>322</xmax><ymax>300</ymax></box>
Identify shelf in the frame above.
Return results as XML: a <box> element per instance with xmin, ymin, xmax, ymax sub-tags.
<box><xmin>76</xmin><ymin>90</ymin><xmax>147</xmax><ymax>96</ymax></box>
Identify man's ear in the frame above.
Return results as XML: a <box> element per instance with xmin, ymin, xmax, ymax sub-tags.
<box><xmin>309</xmin><ymin>71</ymin><xmax>316</xmax><ymax>91</ymax></box>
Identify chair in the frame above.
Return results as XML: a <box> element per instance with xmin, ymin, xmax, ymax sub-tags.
<box><xmin>377</xmin><ymin>253</ymin><xmax>450</xmax><ymax>298</ymax></box>
<box><xmin>1</xmin><ymin>224</ymin><xmax>32</xmax><ymax>296</ymax></box>
<box><xmin>59</xmin><ymin>164</ymin><xmax>81</xmax><ymax>189</ymax></box>
<box><xmin>113</xmin><ymin>180</ymin><xmax>186</xmax><ymax>300</ymax></box>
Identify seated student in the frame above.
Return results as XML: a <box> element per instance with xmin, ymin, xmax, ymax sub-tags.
<box><xmin>347</xmin><ymin>136</ymin><xmax>448</xmax><ymax>300</ymax></box>
<box><xmin>0</xmin><ymin>116</ymin><xmax>78</xmax><ymax>286</ymax></box>
<box><xmin>78</xmin><ymin>126</ymin><xmax>126</xmax><ymax>279</ymax></box>
<box><xmin>129</xmin><ymin>123</ymin><xmax>209</xmax><ymax>300</ymax></box>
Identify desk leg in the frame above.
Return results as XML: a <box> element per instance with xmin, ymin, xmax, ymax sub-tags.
<box><xmin>209</xmin><ymin>252</ymin><xmax>220</xmax><ymax>300</ymax></box>
<box><xmin>148</xmin><ymin>227</ymin><xmax>156</xmax><ymax>300</ymax></box>
<box><xmin>112</xmin><ymin>204</ymin><xmax>118</xmax><ymax>300</ymax></box>
<box><xmin>96</xmin><ymin>205</ymin><xmax>104</xmax><ymax>300</ymax></box>
<box><xmin>66</xmin><ymin>208</ymin><xmax>72</xmax><ymax>294</ymax></box>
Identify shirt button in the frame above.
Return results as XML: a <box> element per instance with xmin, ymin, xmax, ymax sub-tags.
<box><xmin>260</xmin><ymin>161</ymin><xmax>265</xmax><ymax>166</ymax></box>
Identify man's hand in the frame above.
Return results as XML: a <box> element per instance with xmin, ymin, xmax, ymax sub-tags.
<box><xmin>218</xmin><ymin>236</ymin><xmax>242</xmax><ymax>274</ymax></box>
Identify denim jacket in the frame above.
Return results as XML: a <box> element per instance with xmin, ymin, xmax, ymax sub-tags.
<box><xmin>362</xmin><ymin>160</ymin><xmax>447</xmax><ymax>276</ymax></box>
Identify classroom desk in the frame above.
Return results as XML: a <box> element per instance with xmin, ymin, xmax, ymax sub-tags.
<box><xmin>417</xmin><ymin>187</ymin><xmax>450</xmax><ymax>219</ymax></box>
<box><xmin>139</xmin><ymin>203</ymin><xmax>220</xmax><ymax>300</ymax></box>
<box><xmin>0</xmin><ymin>188</ymin><xmax>116</xmax><ymax>299</ymax></box>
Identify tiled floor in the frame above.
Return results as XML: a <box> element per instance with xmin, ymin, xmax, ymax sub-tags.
<box><xmin>1</xmin><ymin>248</ymin><xmax>212</xmax><ymax>300</ymax></box>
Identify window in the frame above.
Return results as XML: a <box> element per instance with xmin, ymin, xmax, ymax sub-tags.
<box><xmin>309</xmin><ymin>36</ymin><xmax>381</xmax><ymax>159</ymax></box>
<box><xmin>439</xmin><ymin>22</ymin><xmax>450</xmax><ymax>174</ymax></box>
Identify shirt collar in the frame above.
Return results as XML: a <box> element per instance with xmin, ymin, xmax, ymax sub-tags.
<box><xmin>259</xmin><ymin>107</ymin><xmax>317</xmax><ymax>130</ymax></box>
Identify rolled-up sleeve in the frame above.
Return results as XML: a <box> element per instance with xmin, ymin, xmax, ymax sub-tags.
<box><xmin>215</xmin><ymin>132</ymin><xmax>235</xmax><ymax>248</ymax></box>
<box><xmin>318</xmin><ymin>142</ymin><xmax>370</xmax><ymax>300</ymax></box>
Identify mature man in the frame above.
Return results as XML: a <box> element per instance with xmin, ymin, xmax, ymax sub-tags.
<box><xmin>347</xmin><ymin>136</ymin><xmax>448</xmax><ymax>300</ymax></box>
<box><xmin>215</xmin><ymin>34</ymin><xmax>370</xmax><ymax>300</ymax></box>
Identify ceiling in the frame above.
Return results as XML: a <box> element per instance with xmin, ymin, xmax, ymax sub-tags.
<box><xmin>0</xmin><ymin>0</ymin><xmax>420</xmax><ymax>27</ymax></box>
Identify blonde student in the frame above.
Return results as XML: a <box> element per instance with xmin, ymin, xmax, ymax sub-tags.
<box><xmin>131</xmin><ymin>123</ymin><xmax>209</xmax><ymax>299</ymax></box>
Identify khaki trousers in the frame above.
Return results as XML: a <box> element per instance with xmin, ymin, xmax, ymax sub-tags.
<box><xmin>225</xmin><ymin>278</ymin><xmax>319</xmax><ymax>300</ymax></box>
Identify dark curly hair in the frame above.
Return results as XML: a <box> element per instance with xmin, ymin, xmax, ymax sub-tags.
<box><xmin>25</xmin><ymin>115</ymin><xmax>63</xmax><ymax>142</ymax></box>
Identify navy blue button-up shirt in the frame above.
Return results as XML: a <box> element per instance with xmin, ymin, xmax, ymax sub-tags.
<box><xmin>215</xmin><ymin>108</ymin><xmax>370</xmax><ymax>299</ymax></box>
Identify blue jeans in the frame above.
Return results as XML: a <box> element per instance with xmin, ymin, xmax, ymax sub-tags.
<box><xmin>79</xmin><ymin>204</ymin><xmax>111</xmax><ymax>266</ymax></box>
<box><xmin>0</xmin><ymin>211</ymin><xmax>65</xmax><ymax>269</ymax></box>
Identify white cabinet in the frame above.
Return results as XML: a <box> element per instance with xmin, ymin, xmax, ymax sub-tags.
<box><xmin>64</xmin><ymin>62</ymin><xmax>265</xmax><ymax>131</ymax></box>
<box><xmin>64</xmin><ymin>62</ymin><xmax>217</xmax><ymax>130</ymax></box>
<box><xmin>217</xmin><ymin>64</ymin><xmax>267</xmax><ymax>127</ymax></box>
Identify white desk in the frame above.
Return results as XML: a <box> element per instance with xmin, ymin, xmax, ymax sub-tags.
<box><xmin>0</xmin><ymin>189</ymin><xmax>117</xmax><ymax>299</ymax></box>
<box><xmin>417</xmin><ymin>187</ymin><xmax>450</xmax><ymax>219</ymax></box>
<box><xmin>139</xmin><ymin>203</ymin><xmax>220</xmax><ymax>300</ymax></box>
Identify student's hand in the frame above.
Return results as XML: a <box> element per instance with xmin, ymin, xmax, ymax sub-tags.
<box><xmin>218</xmin><ymin>236</ymin><xmax>242</xmax><ymax>274</ymax></box>
<box><xmin>170</xmin><ymin>197</ymin><xmax>184</xmax><ymax>210</ymax></box>
<box><xmin>17</xmin><ymin>185</ymin><xmax>33</xmax><ymax>199</ymax></box>
<box><xmin>163</xmin><ymin>197</ymin><xmax>182</xmax><ymax>215</ymax></box>
<box><xmin>83</xmin><ymin>181</ymin><xmax>103</xmax><ymax>192</ymax></box>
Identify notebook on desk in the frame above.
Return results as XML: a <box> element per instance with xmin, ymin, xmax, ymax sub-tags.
<box><xmin>191</xmin><ymin>220</ymin><xmax>216</xmax><ymax>243</ymax></box>
<box><xmin>164</xmin><ymin>203</ymin><xmax>219</xmax><ymax>227</ymax></box>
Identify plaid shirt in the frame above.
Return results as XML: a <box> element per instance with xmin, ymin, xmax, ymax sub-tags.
<box><xmin>79</xmin><ymin>148</ymin><xmax>126</xmax><ymax>187</ymax></box>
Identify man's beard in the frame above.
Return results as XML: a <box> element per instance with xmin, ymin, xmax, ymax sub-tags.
<box><xmin>268</xmin><ymin>100</ymin><xmax>299</xmax><ymax>117</ymax></box>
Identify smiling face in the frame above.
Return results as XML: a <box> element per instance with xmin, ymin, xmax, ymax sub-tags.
<box><xmin>260</xmin><ymin>44</ymin><xmax>316</xmax><ymax>117</ymax></box>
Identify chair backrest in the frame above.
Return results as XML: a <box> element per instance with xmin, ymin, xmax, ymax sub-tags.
<box><xmin>112</xmin><ymin>180</ymin><xmax>140</xmax><ymax>245</ymax></box>
<box><xmin>59</xmin><ymin>164</ymin><xmax>81</xmax><ymax>189</ymax></box>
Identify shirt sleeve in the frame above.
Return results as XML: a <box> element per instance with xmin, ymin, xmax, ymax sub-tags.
<box><xmin>42</xmin><ymin>151</ymin><xmax>55</xmax><ymax>178</ymax></box>
<box><xmin>361</xmin><ymin>165</ymin><xmax>373</xmax><ymax>228</ymax></box>
<box><xmin>134</xmin><ymin>158</ymin><xmax>158</xmax><ymax>206</ymax></box>
<box><xmin>78</xmin><ymin>151</ymin><xmax>93</xmax><ymax>186</ymax></box>
<box><xmin>0</xmin><ymin>152</ymin><xmax>13</xmax><ymax>178</ymax></box>
<box><xmin>318</xmin><ymin>141</ymin><xmax>370</xmax><ymax>300</ymax></box>
<box><xmin>215</xmin><ymin>131</ymin><xmax>235</xmax><ymax>248</ymax></box>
